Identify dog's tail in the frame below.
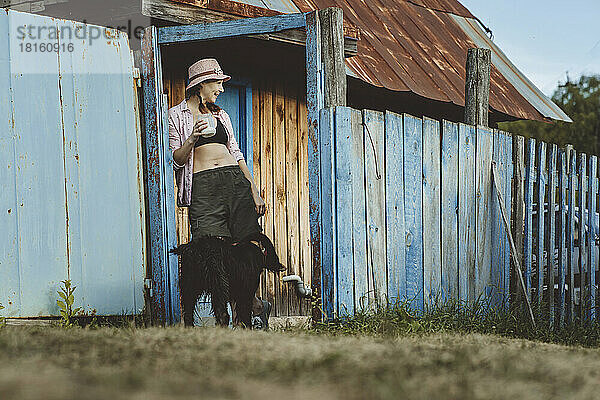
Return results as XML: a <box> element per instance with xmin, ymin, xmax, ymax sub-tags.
<box><xmin>239</xmin><ymin>232</ymin><xmax>285</xmax><ymax>273</ymax></box>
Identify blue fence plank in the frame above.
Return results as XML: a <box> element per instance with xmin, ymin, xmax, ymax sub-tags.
<box><xmin>8</xmin><ymin>12</ymin><xmax>68</xmax><ymax>317</ymax></box>
<box><xmin>578</xmin><ymin>154</ymin><xmax>587</xmax><ymax>320</ymax></box>
<box><xmin>566</xmin><ymin>150</ymin><xmax>577</xmax><ymax>322</ymax></box>
<box><xmin>422</xmin><ymin>118</ymin><xmax>442</xmax><ymax>306</ymax></box>
<box><xmin>557</xmin><ymin>151</ymin><xmax>568</xmax><ymax>325</ymax></box>
<box><xmin>587</xmin><ymin>156</ymin><xmax>597</xmax><ymax>320</ymax></box>
<box><xmin>475</xmin><ymin>127</ymin><xmax>494</xmax><ymax>301</ymax></box>
<box><xmin>347</xmin><ymin>109</ymin><xmax>368</xmax><ymax>312</ymax></box>
<box><xmin>491</xmin><ymin>130</ymin><xmax>505</xmax><ymax>306</ymax></box>
<box><xmin>536</xmin><ymin>141</ymin><xmax>547</xmax><ymax>307</ymax></box>
<box><xmin>158</xmin><ymin>13</ymin><xmax>307</xmax><ymax>44</ymax></box>
<box><xmin>364</xmin><ymin>110</ymin><xmax>387</xmax><ymax>308</ymax></box>
<box><xmin>403</xmin><ymin>114</ymin><xmax>424</xmax><ymax>310</ymax></box>
<box><xmin>503</xmin><ymin>132</ymin><xmax>513</xmax><ymax>306</ymax></box>
<box><xmin>319</xmin><ymin>107</ymin><xmax>335</xmax><ymax>319</ymax></box>
<box><xmin>458</xmin><ymin>123</ymin><xmax>477</xmax><ymax>303</ymax></box>
<box><xmin>441</xmin><ymin>120</ymin><xmax>459</xmax><ymax>301</ymax></box>
<box><xmin>546</xmin><ymin>144</ymin><xmax>557</xmax><ymax>323</ymax></box>
<box><xmin>524</xmin><ymin>138</ymin><xmax>536</xmax><ymax>297</ymax></box>
<box><xmin>385</xmin><ymin>111</ymin><xmax>406</xmax><ymax>305</ymax></box>
<box><xmin>0</xmin><ymin>11</ymin><xmax>21</xmax><ymax>317</ymax></box>
<box><xmin>334</xmin><ymin>106</ymin><xmax>355</xmax><ymax>316</ymax></box>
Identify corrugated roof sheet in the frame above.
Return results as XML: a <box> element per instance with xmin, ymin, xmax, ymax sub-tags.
<box><xmin>231</xmin><ymin>0</ymin><xmax>570</xmax><ymax>122</ymax></box>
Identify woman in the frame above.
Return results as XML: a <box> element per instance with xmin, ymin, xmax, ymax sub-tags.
<box><xmin>168</xmin><ymin>58</ymin><xmax>270</xmax><ymax>328</ymax></box>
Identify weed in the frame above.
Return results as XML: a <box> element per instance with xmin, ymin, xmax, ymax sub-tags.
<box><xmin>0</xmin><ymin>303</ymin><xmax>5</xmax><ymax>328</ymax></box>
<box><xmin>314</xmin><ymin>296</ymin><xmax>600</xmax><ymax>348</ymax></box>
<box><xmin>56</xmin><ymin>280</ymin><xmax>82</xmax><ymax>328</ymax></box>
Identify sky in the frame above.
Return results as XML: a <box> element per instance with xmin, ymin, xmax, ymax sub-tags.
<box><xmin>459</xmin><ymin>0</ymin><xmax>600</xmax><ymax>96</ymax></box>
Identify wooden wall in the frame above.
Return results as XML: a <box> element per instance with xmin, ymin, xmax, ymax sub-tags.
<box><xmin>163</xmin><ymin>69</ymin><xmax>312</xmax><ymax>317</ymax></box>
<box><xmin>252</xmin><ymin>81</ymin><xmax>312</xmax><ymax>317</ymax></box>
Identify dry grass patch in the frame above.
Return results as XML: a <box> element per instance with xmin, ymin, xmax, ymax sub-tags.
<box><xmin>1</xmin><ymin>326</ymin><xmax>600</xmax><ymax>399</ymax></box>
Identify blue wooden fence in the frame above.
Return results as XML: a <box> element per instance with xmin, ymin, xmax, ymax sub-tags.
<box><xmin>517</xmin><ymin>139</ymin><xmax>599</xmax><ymax>324</ymax></box>
<box><xmin>318</xmin><ymin>106</ymin><xmax>513</xmax><ymax>317</ymax></box>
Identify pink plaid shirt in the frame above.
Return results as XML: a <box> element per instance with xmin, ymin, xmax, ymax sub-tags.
<box><xmin>168</xmin><ymin>99</ymin><xmax>245</xmax><ymax>207</ymax></box>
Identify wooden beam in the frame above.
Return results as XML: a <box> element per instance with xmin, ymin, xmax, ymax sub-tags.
<box><xmin>141</xmin><ymin>26</ymin><xmax>180</xmax><ymax>326</ymax></box>
<box><xmin>319</xmin><ymin>7</ymin><xmax>346</xmax><ymax>107</ymax></box>
<box><xmin>142</xmin><ymin>0</ymin><xmax>357</xmax><ymax>56</ymax></box>
<box><xmin>157</xmin><ymin>12</ymin><xmax>307</xmax><ymax>44</ymax></box>
<box><xmin>305</xmin><ymin>10</ymin><xmax>324</xmax><ymax>321</ymax></box>
<box><xmin>464</xmin><ymin>48</ymin><xmax>491</xmax><ymax>127</ymax></box>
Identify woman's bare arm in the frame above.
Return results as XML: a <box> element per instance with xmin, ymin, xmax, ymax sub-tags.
<box><xmin>172</xmin><ymin>120</ymin><xmax>208</xmax><ymax>166</ymax></box>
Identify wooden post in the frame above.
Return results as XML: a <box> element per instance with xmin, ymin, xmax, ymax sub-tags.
<box><xmin>306</xmin><ymin>7</ymin><xmax>346</xmax><ymax>321</ymax></box>
<box><xmin>464</xmin><ymin>48</ymin><xmax>491</xmax><ymax>127</ymax></box>
<box><xmin>319</xmin><ymin>7</ymin><xmax>347</xmax><ymax>107</ymax></box>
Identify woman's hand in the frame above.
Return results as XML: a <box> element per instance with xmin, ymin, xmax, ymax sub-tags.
<box><xmin>252</xmin><ymin>191</ymin><xmax>266</xmax><ymax>217</ymax></box>
<box><xmin>188</xmin><ymin>119</ymin><xmax>208</xmax><ymax>144</ymax></box>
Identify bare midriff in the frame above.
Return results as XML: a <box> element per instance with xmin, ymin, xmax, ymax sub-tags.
<box><xmin>192</xmin><ymin>143</ymin><xmax>238</xmax><ymax>173</ymax></box>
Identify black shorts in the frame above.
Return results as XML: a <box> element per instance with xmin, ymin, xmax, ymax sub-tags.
<box><xmin>189</xmin><ymin>165</ymin><xmax>262</xmax><ymax>241</ymax></box>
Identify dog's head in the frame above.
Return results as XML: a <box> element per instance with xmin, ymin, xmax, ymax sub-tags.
<box><xmin>238</xmin><ymin>232</ymin><xmax>285</xmax><ymax>273</ymax></box>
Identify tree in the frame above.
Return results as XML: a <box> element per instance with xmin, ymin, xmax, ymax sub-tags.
<box><xmin>500</xmin><ymin>74</ymin><xmax>600</xmax><ymax>156</ymax></box>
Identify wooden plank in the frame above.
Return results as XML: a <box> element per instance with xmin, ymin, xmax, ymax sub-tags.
<box><xmin>318</xmin><ymin>8</ymin><xmax>346</xmax><ymax>108</ymax></box>
<box><xmin>458</xmin><ymin>123</ymin><xmax>477</xmax><ymax>304</ymax></box>
<box><xmin>441</xmin><ymin>120</ymin><xmax>459</xmax><ymax>301</ymax></box>
<box><xmin>297</xmin><ymin>97</ymin><xmax>312</xmax><ymax>315</ymax></box>
<box><xmin>273</xmin><ymin>84</ymin><xmax>288</xmax><ymax>316</ymax></box>
<box><xmin>403</xmin><ymin>114</ymin><xmax>424</xmax><ymax>310</ymax></box>
<box><xmin>385</xmin><ymin>111</ymin><xmax>406</xmax><ymax>305</ymax></box>
<box><xmin>557</xmin><ymin>150</ymin><xmax>567</xmax><ymax>326</ymax></box>
<box><xmin>252</xmin><ymin>86</ymin><xmax>264</xmax><ymax>301</ymax></box>
<box><xmin>142</xmin><ymin>0</ymin><xmax>359</xmax><ymax>57</ymax></box>
<box><xmin>523</xmin><ymin>138</ymin><xmax>536</xmax><ymax>298</ymax></box>
<box><xmin>334</xmin><ymin>106</ymin><xmax>355</xmax><ymax>316</ymax></box>
<box><xmin>305</xmin><ymin>10</ymin><xmax>324</xmax><ymax>321</ymax></box>
<box><xmin>475</xmin><ymin>127</ymin><xmax>494</xmax><ymax>300</ymax></box>
<box><xmin>492</xmin><ymin>130</ymin><xmax>511</xmax><ymax>307</ymax></box>
<box><xmin>578</xmin><ymin>153</ymin><xmax>587</xmax><ymax>320</ymax></box>
<box><xmin>546</xmin><ymin>144</ymin><xmax>557</xmax><ymax>322</ymax></box>
<box><xmin>141</xmin><ymin>26</ymin><xmax>171</xmax><ymax>325</ymax></box>
<box><xmin>422</xmin><ymin>118</ymin><xmax>442</xmax><ymax>305</ymax></box>
<box><xmin>491</xmin><ymin>131</ymin><xmax>503</xmax><ymax>306</ymax></box>
<box><xmin>512</xmin><ymin>135</ymin><xmax>526</xmax><ymax>305</ymax></box>
<box><xmin>260</xmin><ymin>85</ymin><xmax>275</xmax><ymax>309</ymax></box>
<box><xmin>566</xmin><ymin>150</ymin><xmax>577</xmax><ymax>323</ymax></box>
<box><xmin>587</xmin><ymin>156</ymin><xmax>597</xmax><ymax>320</ymax></box>
<box><xmin>364</xmin><ymin>110</ymin><xmax>388</xmax><ymax>309</ymax></box>
<box><xmin>351</xmin><ymin>109</ymin><xmax>368</xmax><ymax>311</ymax></box>
<box><xmin>285</xmin><ymin>84</ymin><xmax>301</xmax><ymax>316</ymax></box>
<box><xmin>319</xmin><ymin>107</ymin><xmax>336</xmax><ymax>318</ymax></box>
<box><xmin>535</xmin><ymin>141</ymin><xmax>547</xmax><ymax>308</ymax></box>
<box><xmin>503</xmin><ymin>132</ymin><xmax>513</xmax><ymax>307</ymax></box>
<box><xmin>157</xmin><ymin>13</ymin><xmax>307</xmax><ymax>44</ymax></box>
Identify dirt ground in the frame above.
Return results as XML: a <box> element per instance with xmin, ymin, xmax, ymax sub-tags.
<box><xmin>1</xmin><ymin>326</ymin><xmax>599</xmax><ymax>400</ymax></box>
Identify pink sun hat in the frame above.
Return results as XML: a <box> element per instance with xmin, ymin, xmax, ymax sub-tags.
<box><xmin>185</xmin><ymin>58</ymin><xmax>231</xmax><ymax>92</ymax></box>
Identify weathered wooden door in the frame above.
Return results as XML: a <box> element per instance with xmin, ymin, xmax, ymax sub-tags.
<box><xmin>0</xmin><ymin>10</ymin><xmax>146</xmax><ymax>318</ymax></box>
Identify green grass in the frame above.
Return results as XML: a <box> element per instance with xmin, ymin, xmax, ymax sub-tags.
<box><xmin>2</xmin><ymin>325</ymin><xmax>600</xmax><ymax>400</ymax></box>
<box><xmin>312</xmin><ymin>297</ymin><xmax>600</xmax><ymax>348</ymax></box>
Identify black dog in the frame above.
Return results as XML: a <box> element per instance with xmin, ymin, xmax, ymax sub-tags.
<box><xmin>170</xmin><ymin>232</ymin><xmax>284</xmax><ymax>328</ymax></box>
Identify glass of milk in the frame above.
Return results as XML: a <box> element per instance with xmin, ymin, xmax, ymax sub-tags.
<box><xmin>196</xmin><ymin>113</ymin><xmax>216</xmax><ymax>137</ymax></box>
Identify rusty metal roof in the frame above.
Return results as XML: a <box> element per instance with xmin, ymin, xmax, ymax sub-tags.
<box><xmin>215</xmin><ymin>0</ymin><xmax>570</xmax><ymax>122</ymax></box>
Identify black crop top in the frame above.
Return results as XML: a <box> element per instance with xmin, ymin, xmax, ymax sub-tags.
<box><xmin>194</xmin><ymin>118</ymin><xmax>228</xmax><ymax>147</ymax></box>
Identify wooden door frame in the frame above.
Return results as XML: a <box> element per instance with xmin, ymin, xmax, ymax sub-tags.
<box><xmin>141</xmin><ymin>9</ymin><xmax>345</xmax><ymax>325</ymax></box>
